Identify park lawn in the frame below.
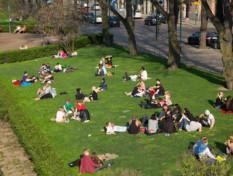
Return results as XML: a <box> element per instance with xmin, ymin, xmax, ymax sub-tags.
<box><xmin>0</xmin><ymin>46</ymin><xmax>232</xmax><ymax>176</ymax></box>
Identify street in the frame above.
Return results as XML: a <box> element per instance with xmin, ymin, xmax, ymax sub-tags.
<box><xmin>80</xmin><ymin>18</ymin><xmax>223</xmax><ymax>73</ymax></box>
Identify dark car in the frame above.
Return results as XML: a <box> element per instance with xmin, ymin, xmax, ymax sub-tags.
<box><xmin>144</xmin><ymin>15</ymin><xmax>161</xmax><ymax>26</ymax></box>
<box><xmin>108</xmin><ymin>16</ymin><xmax>120</xmax><ymax>27</ymax></box>
<box><xmin>157</xmin><ymin>13</ymin><xmax>166</xmax><ymax>23</ymax></box>
<box><xmin>83</xmin><ymin>12</ymin><xmax>94</xmax><ymax>22</ymax></box>
<box><xmin>187</xmin><ymin>31</ymin><xmax>219</xmax><ymax>49</ymax></box>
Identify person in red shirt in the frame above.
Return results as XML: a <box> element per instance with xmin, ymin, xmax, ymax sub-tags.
<box><xmin>80</xmin><ymin>149</ymin><xmax>101</xmax><ymax>174</ymax></box>
<box><xmin>72</xmin><ymin>101</ymin><xmax>90</xmax><ymax>122</ymax></box>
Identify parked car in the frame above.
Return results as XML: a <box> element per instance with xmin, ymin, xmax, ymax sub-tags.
<box><xmin>144</xmin><ymin>15</ymin><xmax>161</xmax><ymax>25</ymax></box>
<box><xmin>91</xmin><ymin>3</ymin><xmax>101</xmax><ymax>11</ymax></box>
<box><xmin>108</xmin><ymin>16</ymin><xmax>120</xmax><ymax>27</ymax></box>
<box><xmin>187</xmin><ymin>31</ymin><xmax>220</xmax><ymax>49</ymax></box>
<box><xmin>157</xmin><ymin>13</ymin><xmax>166</xmax><ymax>23</ymax></box>
<box><xmin>134</xmin><ymin>10</ymin><xmax>143</xmax><ymax>19</ymax></box>
<box><xmin>89</xmin><ymin>15</ymin><xmax>102</xmax><ymax>24</ymax></box>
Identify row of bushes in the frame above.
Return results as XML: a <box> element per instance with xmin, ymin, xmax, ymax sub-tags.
<box><xmin>0</xmin><ymin>34</ymin><xmax>103</xmax><ymax>64</ymax></box>
<box><xmin>0</xmin><ymin>84</ymin><xmax>72</xmax><ymax>176</ymax></box>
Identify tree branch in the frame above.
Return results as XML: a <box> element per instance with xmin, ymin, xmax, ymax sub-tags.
<box><xmin>201</xmin><ymin>0</ymin><xmax>224</xmax><ymax>33</ymax></box>
<box><xmin>151</xmin><ymin>0</ymin><xmax>168</xmax><ymax>17</ymax></box>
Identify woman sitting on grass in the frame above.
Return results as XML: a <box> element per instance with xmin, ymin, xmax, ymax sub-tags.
<box><xmin>73</xmin><ymin>101</ymin><xmax>90</xmax><ymax>122</ymax></box>
<box><xmin>214</xmin><ymin>91</ymin><xmax>225</xmax><ymax>109</ymax></box>
<box><xmin>35</xmin><ymin>83</ymin><xmax>56</xmax><ymax>100</ymax></box>
<box><xmin>145</xmin><ymin>114</ymin><xmax>159</xmax><ymax>135</ymax></box>
<box><xmin>54</xmin><ymin>107</ymin><xmax>69</xmax><ymax>123</ymax></box>
<box><xmin>53</xmin><ymin>49</ymin><xmax>68</xmax><ymax>59</ymax></box>
<box><xmin>41</xmin><ymin>71</ymin><xmax>54</xmax><ymax>84</ymax></box>
<box><xmin>178</xmin><ymin>109</ymin><xmax>202</xmax><ymax>132</ymax></box>
<box><xmin>105</xmin><ymin>122</ymin><xmax>127</xmax><ymax>135</ymax></box>
<box><xmin>198</xmin><ymin>110</ymin><xmax>215</xmax><ymax>129</ymax></box>
<box><xmin>225</xmin><ymin>136</ymin><xmax>233</xmax><ymax>156</ymax></box>
<box><xmin>63</xmin><ymin>99</ymin><xmax>74</xmax><ymax>116</ymax></box>
<box><xmin>128</xmin><ymin>116</ymin><xmax>142</xmax><ymax>134</ymax></box>
<box><xmin>12</xmin><ymin>71</ymin><xmax>38</xmax><ymax>86</ymax></box>
<box><xmin>160</xmin><ymin>109</ymin><xmax>176</xmax><ymax>134</ymax></box>
<box><xmin>125</xmin><ymin>80</ymin><xmax>146</xmax><ymax>97</ymax></box>
<box><xmin>83</xmin><ymin>87</ymin><xmax>98</xmax><ymax>103</ymax></box>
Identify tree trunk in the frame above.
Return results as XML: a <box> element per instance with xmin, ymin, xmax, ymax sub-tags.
<box><xmin>199</xmin><ymin>2</ymin><xmax>207</xmax><ymax>48</ymax></box>
<box><xmin>185</xmin><ymin>0</ymin><xmax>190</xmax><ymax>18</ymax></box>
<box><xmin>99</xmin><ymin>0</ymin><xmax>113</xmax><ymax>46</ymax></box>
<box><xmin>167</xmin><ymin>0</ymin><xmax>180</xmax><ymax>69</ymax></box>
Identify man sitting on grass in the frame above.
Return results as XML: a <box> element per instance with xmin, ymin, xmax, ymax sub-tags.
<box><xmin>35</xmin><ymin>83</ymin><xmax>56</xmax><ymax>100</ymax></box>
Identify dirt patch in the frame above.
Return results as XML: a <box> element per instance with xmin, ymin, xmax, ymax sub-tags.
<box><xmin>0</xmin><ymin>33</ymin><xmax>58</xmax><ymax>52</ymax></box>
<box><xmin>0</xmin><ymin>121</ymin><xmax>37</xmax><ymax>176</ymax></box>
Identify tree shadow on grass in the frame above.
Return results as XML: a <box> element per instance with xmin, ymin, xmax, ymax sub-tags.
<box><xmin>214</xmin><ymin>141</ymin><xmax>226</xmax><ymax>153</ymax></box>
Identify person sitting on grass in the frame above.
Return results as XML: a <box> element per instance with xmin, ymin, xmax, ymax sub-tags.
<box><xmin>199</xmin><ymin>110</ymin><xmax>215</xmax><ymax>129</ymax></box>
<box><xmin>225</xmin><ymin>136</ymin><xmax>233</xmax><ymax>156</ymax></box>
<box><xmin>125</xmin><ymin>79</ymin><xmax>146</xmax><ymax>97</ymax></box>
<box><xmin>214</xmin><ymin>91</ymin><xmax>225</xmax><ymax>109</ymax></box>
<box><xmin>63</xmin><ymin>99</ymin><xmax>74</xmax><ymax>116</ymax></box>
<box><xmin>128</xmin><ymin>116</ymin><xmax>142</xmax><ymax>134</ymax></box>
<box><xmin>224</xmin><ymin>96</ymin><xmax>233</xmax><ymax>112</ymax></box>
<box><xmin>12</xmin><ymin>71</ymin><xmax>37</xmax><ymax>86</ymax></box>
<box><xmin>35</xmin><ymin>83</ymin><xmax>56</xmax><ymax>100</ymax></box>
<box><xmin>75</xmin><ymin>88</ymin><xmax>86</xmax><ymax>101</ymax></box>
<box><xmin>105</xmin><ymin>55</ymin><xmax>113</xmax><ymax>68</ymax></box>
<box><xmin>171</xmin><ymin>104</ymin><xmax>182</xmax><ymax>122</ymax></box>
<box><xmin>193</xmin><ymin>137</ymin><xmax>216</xmax><ymax>163</ymax></box>
<box><xmin>79</xmin><ymin>149</ymin><xmax>103</xmax><ymax>174</ymax></box>
<box><xmin>73</xmin><ymin>101</ymin><xmax>90</xmax><ymax>122</ymax></box>
<box><xmin>83</xmin><ymin>87</ymin><xmax>98</xmax><ymax>103</ymax></box>
<box><xmin>105</xmin><ymin>122</ymin><xmax>127</xmax><ymax>135</ymax></box>
<box><xmin>41</xmin><ymin>71</ymin><xmax>54</xmax><ymax>84</ymax></box>
<box><xmin>145</xmin><ymin>114</ymin><xmax>159</xmax><ymax>135</ymax></box>
<box><xmin>148</xmin><ymin>79</ymin><xmax>165</xmax><ymax>100</ymax></box>
<box><xmin>160</xmin><ymin>109</ymin><xmax>176</xmax><ymax>134</ymax></box>
<box><xmin>54</xmin><ymin>107</ymin><xmax>69</xmax><ymax>123</ymax></box>
<box><xmin>99</xmin><ymin>78</ymin><xmax>107</xmax><ymax>91</ymax></box>
<box><xmin>54</xmin><ymin>63</ymin><xmax>63</xmax><ymax>72</ymax></box>
<box><xmin>178</xmin><ymin>110</ymin><xmax>202</xmax><ymax>132</ymax></box>
<box><xmin>139</xmin><ymin>66</ymin><xmax>148</xmax><ymax>81</ymax></box>
<box><xmin>39</xmin><ymin>64</ymin><xmax>51</xmax><ymax>78</ymax></box>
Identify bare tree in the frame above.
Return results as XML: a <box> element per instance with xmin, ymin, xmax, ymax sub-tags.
<box><xmin>36</xmin><ymin>0</ymin><xmax>81</xmax><ymax>53</ymax></box>
<box><xmin>152</xmin><ymin>0</ymin><xmax>181</xmax><ymax>70</ymax></box>
<box><xmin>202</xmin><ymin>0</ymin><xmax>233</xmax><ymax>90</ymax></box>
<box><xmin>109</xmin><ymin>0</ymin><xmax>138</xmax><ymax>56</ymax></box>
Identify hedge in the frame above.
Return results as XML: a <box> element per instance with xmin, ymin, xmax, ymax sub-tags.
<box><xmin>0</xmin><ymin>84</ymin><xmax>71</xmax><ymax>176</ymax></box>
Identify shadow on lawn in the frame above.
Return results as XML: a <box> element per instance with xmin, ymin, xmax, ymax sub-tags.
<box><xmin>214</xmin><ymin>141</ymin><xmax>226</xmax><ymax>153</ymax></box>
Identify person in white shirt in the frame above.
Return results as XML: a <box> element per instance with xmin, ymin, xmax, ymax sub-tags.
<box><xmin>199</xmin><ymin>110</ymin><xmax>215</xmax><ymax>129</ymax></box>
<box><xmin>54</xmin><ymin>63</ymin><xmax>63</xmax><ymax>72</ymax></box>
<box><xmin>140</xmin><ymin>66</ymin><xmax>148</xmax><ymax>81</ymax></box>
<box><xmin>55</xmin><ymin>107</ymin><xmax>68</xmax><ymax>123</ymax></box>
<box><xmin>105</xmin><ymin>122</ymin><xmax>127</xmax><ymax>135</ymax></box>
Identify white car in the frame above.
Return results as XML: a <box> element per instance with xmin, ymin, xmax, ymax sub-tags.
<box><xmin>134</xmin><ymin>10</ymin><xmax>143</xmax><ymax>19</ymax></box>
<box><xmin>95</xmin><ymin>16</ymin><xmax>102</xmax><ymax>23</ymax></box>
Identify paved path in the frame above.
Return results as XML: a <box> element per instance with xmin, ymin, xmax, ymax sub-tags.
<box><xmin>0</xmin><ymin>121</ymin><xmax>37</xmax><ymax>176</ymax></box>
<box><xmin>80</xmin><ymin>19</ymin><xmax>223</xmax><ymax>73</ymax></box>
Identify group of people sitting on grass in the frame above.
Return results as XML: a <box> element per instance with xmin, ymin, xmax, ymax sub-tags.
<box><xmin>52</xmin><ymin>49</ymin><xmax>78</xmax><ymax>59</ymax></box>
<box><xmin>214</xmin><ymin>91</ymin><xmax>233</xmax><ymax>112</ymax></box>
<box><xmin>54</xmin><ymin>100</ymin><xmax>90</xmax><ymax>123</ymax></box>
<box><xmin>95</xmin><ymin>56</ymin><xmax>113</xmax><ymax>77</ymax></box>
<box><xmin>12</xmin><ymin>71</ymin><xmax>38</xmax><ymax>86</ymax></box>
<box><xmin>104</xmin><ymin>107</ymin><xmax>215</xmax><ymax>136</ymax></box>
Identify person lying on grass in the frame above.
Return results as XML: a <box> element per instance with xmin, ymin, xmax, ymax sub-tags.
<box><xmin>225</xmin><ymin>136</ymin><xmax>233</xmax><ymax>156</ymax></box>
<box><xmin>178</xmin><ymin>109</ymin><xmax>202</xmax><ymax>132</ymax></box>
<box><xmin>128</xmin><ymin>116</ymin><xmax>142</xmax><ymax>134</ymax></box>
<box><xmin>198</xmin><ymin>110</ymin><xmax>215</xmax><ymax>129</ymax></box>
<box><xmin>72</xmin><ymin>101</ymin><xmax>90</xmax><ymax>122</ymax></box>
<box><xmin>35</xmin><ymin>82</ymin><xmax>56</xmax><ymax>100</ymax></box>
<box><xmin>128</xmin><ymin>66</ymin><xmax>148</xmax><ymax>81</ymax></box>
<box><xmin>83</xmin><ymin>86</ymin><xmax>98</xmax><ymax>103</ymax></box>
<box><xmin>12</xmin><ymin>71</ymin><xmax>38</xmax><ymax>86</ymax></box>
<box><xmin>193</xmin><ymin>136</ymin><xmax>216</xmax><ymax>164</ymax></box>
<box><xmin>125</xmin><ymin>79</ymin><xmax>146</xmax><ymax>97</ymax></box>
<box><xmin>105</xmin><ymin>122</ymin><xmax>127</xmax><ymax>135</ymax></box>
<box><xmin>99</xmin><ymin>78</ymin><xmax>107</xmax><ymax>91</ymax></box>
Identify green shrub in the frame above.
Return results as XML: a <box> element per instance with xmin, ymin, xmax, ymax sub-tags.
<box><xmin>87</xmin><ymin>33</ymin><xmax>104</xmax><ymax>45</ymax></box>
<box><xmin>178</xmin><ymin>152</ymin><xmax>231</xmax><ymax>176</ymax></box>
<box><xmin>0</xmin><ymin>36</ymin><xmax>91</xmax><ymax>64</ymax></box>
<box><xmin>0</xmin><ymin>84</ymin><xmax>71</xmax><ymax>176</ymax></box>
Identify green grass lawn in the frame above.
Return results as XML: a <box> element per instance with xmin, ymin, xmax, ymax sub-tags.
<box><xmin>0</xmin><ymin>46</ymin><xmax>232</xmax><ymax>176</ymax></box>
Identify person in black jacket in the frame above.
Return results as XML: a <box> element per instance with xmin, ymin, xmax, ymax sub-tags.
<box><xmin>75</xmin><ymin>88</ymin><xmax>85</xmax><ymax>101</ymax></box>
